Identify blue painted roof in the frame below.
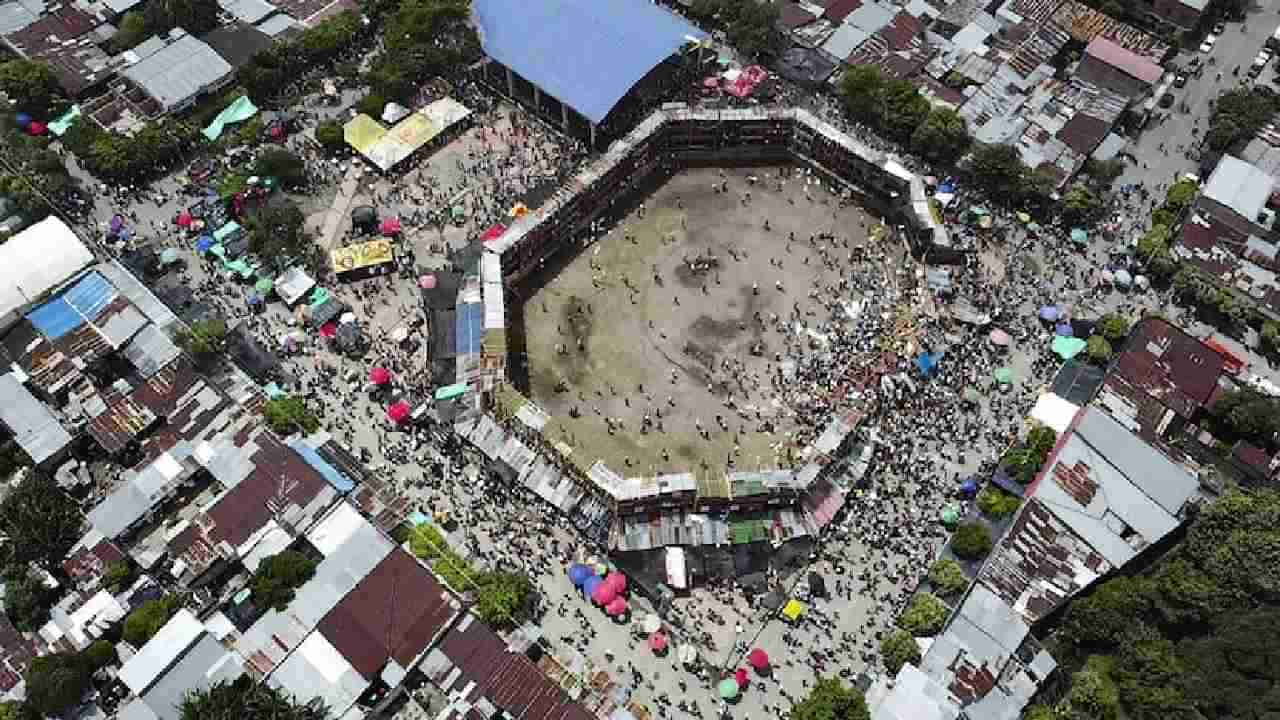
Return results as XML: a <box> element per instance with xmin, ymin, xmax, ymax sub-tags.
<box><xmin>456</xmin><ymin>302</ymin><xmax>484</xmax><ymax>355</ymax></box>
<box><xmin>286</xmin><ymin>439</ymin><xmax>356</xmax><ymax>493</ymax></box>
<box><xmin>472</xmin><ymin>0</ymin><xmax>706</xmax><ymax>124</ymax></box>
<box><xmin>26</xmin><ymin>271</ymin><xmax>116</xmax><ymax>340</ymax></box>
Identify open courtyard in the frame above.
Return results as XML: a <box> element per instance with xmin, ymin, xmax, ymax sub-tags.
<box><xmin>518</xmin><ymin>166</ymin><xmax>883</xmax><ymax>478</ymax></box>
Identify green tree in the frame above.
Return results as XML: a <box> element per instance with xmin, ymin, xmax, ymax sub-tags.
<box><xmin>123</xmin><ymin>595</ymin><xmax>185</xmax><ymax>647</ymax></box>
<box><xmin>175</xmin><ymin>318</ymin><xmax>228</xmax><ymax>364</ymax></box>
<box><xmin>951</xmin><ymin>522</ymin><xmax>992</xmax><ymax>560</ymax></box>
<box><xmin>261</xmin><ymin>395</ymin><xmax>320</xmax><ymax>435</ymax></box>
<box><xmin>790</xmin><ymin>677</ymin><xmax>871</xmax><ymax>720</ymax></box>
<box><xmin>315</xmin><ymin>120</ymin><xmax>345</xmax><ymax>153</ymax></box>
<box><xmin>180</xmin><ymin>676</ymin><xmax>328</xmax><ymax>720</ymax></box>
<box><xmin>24</xmin><ymin>654</ymin><xmax>92</xmax><ymax>716</ymax></box>
<box><xmin>839</xmin><ymin>66</ymin><xmax>887</xmax><ymax>126</ymax></box>
<box><xmin>976</xmin><ymin>485</ymin><xmax>1022</xmax><ymax>519</ymax></box>
<box><xmin>0</xmin><ymin>60</ymin><xmax>63</xmax><ymax>116</ymax></box>
<box><xmin>250</xmin><ymin>550</ymin><xmax>318</xmax><ymax>611</ymax></box>
<box><xmin>1180</xmin><ymin>607</ymin><xmax>1280</xmax><ymax>720</ymax></box>
<box><xmin>102</xmin><ymin>560</ymin><xmax>136</xmax><ymax>593</ymax></box>
<box><xmin>0</xmin><ymin>701</ymin><xmax>38</xmax><ymax>720</ymax></box>
<box><xmin>110</xmin><ymin>11</ymin><xmax>149</xmax><ymax>51</ymax></box>
<box><xmin>1027</xmin><ymin>425</ymin><xmax>1057</xmax><ymax>456</ymax></box>
<box><xmin>1096</xmin><ymin>314</ymin><xmax>1131</xmax><ymax>344</ymax></box>
<box><xmin>252</xmin><ymin>148</ymin><xmax>307</xmax><ymax>189</ymax></box>
<box><xmin>0</xmin><ymin>440</ymin><xmax>30</xmax><ymax>483</ymax></box>
<box><xmin>688</xmin><ymin>0</ymin><xmax>784</xmax><ymax>59</ymax></box>
<box><xmin>1209</xmin><ymin>390</ymin><xmax>1280</xmax><ymax>448</ymax></box>
<box><xmin>473</xmin><ymin>570</ymin><xmax>535</xmax><ymax>630</ymax></box>
<box><xmin>897</xmin><ymin>592</ymin><xmax>949</xmax><ymax>636</ymax></box>
<box><xmin>1083</xmin><ymin>157</ymin><xmax>1125</xmax><ymax>187</ymax></box>
<box><xmin>927</xmin><ymin>559</ymin><xmax>968</xmax><ymax>598</ymax></box>
<box><xmin>1164</xmin><ymin>179</ymin><xmax>1198</xmax><ymax>211</ymax></box>
<box><xmin>1085</xmin><ymin>335</ymin><xmax>1113</xmax><ymax>365</ymax></box>
<box><xmin>142</xmin><ymin>0</ymin><xmax>220</xmax><ymax>36</ymax></box>
<box><xmin>1060</xmin><ymin>576</ymin><xmax>1156</xmax><ymax>649</ymax></box>
<box><xmin>83</xmin><ymin>640</ymin><xmax>117</xmax><ymax>670</ymax></box>
<box><xmin>1150</xmin><ymin>558</ymin><xmax>1231</xmax><ymax>626</ymax></box>
<box><xmin>1061</xmin><ymin>183</ymin><xmax>1103</xmax><ymax>225</ymax></box>
<box><xmin>0</xmin><ymin>472</ymin><xmax>83</xmax><ymax>571</ymax></box>
<box><xmin>248</xmin><ymin>200</ymin><xmax>312</xmax><ymax>266</ymax></box>
<box><xmin>1206</xmin><ymin>87</ymin><xmax>1280</xmax><ymax>152</ymax></box>
<box><xmin>910</xmin><ymin>108</ymin><xmax>970</xmax><ymax>165</ymax></box>
<box><xmin>1064</xmin><ymin>656</ymin><xmax>1121</xmax><ymax>720</ymax></box>
<box><xmin>879</xmin><ymin>78</ymin><xmax>930</xmax><ymax>144</ymax></box>
<box><xmin>1262</xmin><ymin>321</ymin><xmax>1280</xmax><ymax>356</ymax></box>
<box><xmin>2</xmin><ymin>567</ymin><xmax>52</xmax><ymax>631</ymax></box>
<box><xmin>880</xmin><ymin>630</ymin><xmax>921</xmax><ymax>675</ymax></box>
<box><xmin>967</xmin><ymin>144</ymin><xmax>1029</xmax><ymax>201</ymax></box>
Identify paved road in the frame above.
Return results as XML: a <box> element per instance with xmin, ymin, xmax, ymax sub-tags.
<box><xmin>1118</xmin><ymin>5</ymin><xmax>1280</xmax><ymax>198</ymax></box>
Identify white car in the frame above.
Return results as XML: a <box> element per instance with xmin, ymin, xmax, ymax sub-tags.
<box><xmin>1256</xmin><ymin>48</ymin><xmax>1274</xmax><ymax>68</ymax></box>
<box><xmin>1200</xmin><ymin>33</ymin><xmax>1217</xmax><ymax>53</ymax></box>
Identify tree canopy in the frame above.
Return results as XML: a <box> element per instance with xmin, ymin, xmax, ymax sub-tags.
<box><xmin>1208</xmin><ymin>389</ymin><xmax>1280</xmax><ymax>449</ymax></box>
<box><xmin>0</xmin><ymin>60</ymin><xmax>64</xmax><ymax>117</ymax></box>
<box><xmin>123</xmin><ymin>595</ymin><xmax>185</xmax><ymax>647</ymax></box>
<box><xmin>248</xmin><ymin>201</ymin><xmax>312</xmax><ymax>268</ymax></box>
<box><xmin>880</xmin><ymin>629</ymin><xmax>921</xmax><ymax>675</ymax></box>
<box><xmin>1096</xmin><ymin>314</ymin><xmax>1131</xmax><ymax>344</ymax></box>
<box><xmin>1085</xmin><ymin>335</ymin><xmax>1114</xmax><ymax>365</ymax></box>
<box><xmin>976</xmin><ymin>485</ymin><xmax>1021</xmax><ymax>519</ymax></box>
<box><xmin>0</xmin><ymin>472</ymin><xmax>84</xmax><ymax>571</ymax></box>
<box><xmin>910</xmin><ymin>108</ymin><xmax>971</xmax><ymax>165</ymax></box>
<box><xmin>24</xmin><ymin>653</ymin><xmax>92</xmax><ymax>716</ymax></box>
<box><xmin>180</xmin><ymin>676</ymin><xmax>327</xmax><ymax>720</ymax></box>
<box><xmin>687</xmin><ymin>0</ymin><xmax>785</xmax><ymax>60</ymax></box>
<box><xmin>251</xmin><ymin>551</ymin><xmax>318</xmax><ymax>611</ymax></box>
<box><xmin>2</xmin><ymin>568</ymin><xmax>54</xmax><ymax>632</ymax></box>
<box><xmin>790</xmin><ymin>677</ymin><xmax>871</xmax><ymax>720</ymax></box>
<box><xmin>927</xmin><ymin>559</ymin><xmax>968</xmax><ymax>598</ymax></box>
<box><xmin>897</xmin><ymin>593</ymin><xmax>949</xmax><ymax>636</ymax></box>
<box><xmin>951</xmin><ymin>522</ymin><xmax>993</xmax><ymax>560</ymax></box>
<box><xmin>176</xmin><ymin>318</ymin><xmax>228</xmax><ymax>364</ymax></box>
<box><xmin>261</xmin><ymin>395</ymin><xmax>320</xmax><ymax>435</ymax></box>
<box><xmin>1206</xmin><ymin>87</ymin><xmax>1280</xmax><ymax>153</ymax></box>
<box><xmin>252</xmin><ymin>148</ymin><xmax>307</xmax><ymax>189</ymax></box>
<box><xmin>315</xmin><ymin>120</ymin><xmax>345</xmax><ymax>153</ymax></box>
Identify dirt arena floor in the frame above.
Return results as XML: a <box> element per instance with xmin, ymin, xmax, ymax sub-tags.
<box><xmin>522</xmin><ymin>166</ymin><xmax>880</xmax><ymax>479</ymax></box>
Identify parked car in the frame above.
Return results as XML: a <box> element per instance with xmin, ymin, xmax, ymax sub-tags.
<box><xmin>1200</xmin><ymin>33</ymin><xmax>1218</xmax><ymax>53</ymax></box>
<box><xmin>1174</xmin><ymin>71</ymin><xmax>1189</xmax><ymax>87</ymax></box>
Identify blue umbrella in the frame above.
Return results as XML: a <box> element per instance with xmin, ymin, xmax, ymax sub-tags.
<box><xmin>14</xmin><ymin>113</ymin><xmax>31</xmax><ymax>128</ymax></box>
<box><xmin>1038</xmin><ymin>305</ymin><xmax>1059</xmax><ymax>322</ymax></box>
<box><xmin>195</xmin><ymin>235</ymin><xmax>215</xmax><ymax>253</ymax></box>
<box><xmin>937</xmin><ymin>181</ymin><xmax>956</xmax><ymax>194</ymax></box>
<box><xmin>246</xmin><ymin>293</ymin><xmax>263</xmax><ymax>306</ymax></box>
<box><xmin>1055</xmin><ymin>322</ymin><xmax>1074</xmax><ymax>336</ymax></box>
<box><xmin>568</xmin><ymin>564</ymin><xmax>593</xmax><ymax>587</ymax></box>
<box><xmin>582</xmin><ymin>575</ymin><xmax>603</xmax><ymax>598</ymax></box>
<box><xmin>915</xmin><ymin>352</ymin><xmax>938</xmax><ymax>376</ymax></box>
<box><xmin>959</xmin><ymin>477</ymin><xmax>979</xmax><ymax>498</ymax></box>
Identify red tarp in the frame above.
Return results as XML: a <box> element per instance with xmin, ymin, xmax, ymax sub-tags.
<box><xmin>724</xmin><ymin>66</ymin><xmax>768</xmax><ymax>98</ymax></box>
<box><xmin>369</xmin><ymin>367</ymin><xmax>391</xmax><ymax>385</ymax></box>
<box><xmin>480</xmin><ymin>223</ymin><xmax>507</xmax><ymax>243</ymax></box>
<box><xmin>319</xmin><ymin>322</ymin><xmax>337</xmax><ymax>339</ymax></box>
<box><xmin>648</xmin><ymin>632</ymin><xmax>668</xmax><ymax>652</ymax></box>
<box><xmin>387</xmin><ymin>401</ymin><xmax>410</xmax><ymax>423</ymax></box>
<box><xmin>381</xmin><ymin>217</ymin><xmax>402</xmax><ymax>235</ymax></box>
<box><xmin>176</xmin><ymin>211</ymin><xmax>193</xmax><ymax>228</ymax></box>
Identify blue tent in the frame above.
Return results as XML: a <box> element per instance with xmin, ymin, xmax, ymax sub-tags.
<box><xmin>959</xmin><ymin>477</ymin><xmax>980</xmax><ymax>498</ymax></box>
<box><xmin>937</xmin><ymin>180</ymin><xmax>956</xmax><ymax>194</ymax></box>
<box><xmin>195</xmin><ymin>235</ymin><xmax>215</xmax><ymax>253</ymax></box>
<box><xmin>582</xmin><ymin>575</ymin><xmax>604</xmax><ymax>598</ymax></box>
<box><xmin>915</xmin><ymin>352</ymin><xmax>941</xmax><ymax>377</ymax></box>
<box><xmin>568</xmin><ymin>564</ymin><xmax>593</xmax><ymax>586</ymax></box>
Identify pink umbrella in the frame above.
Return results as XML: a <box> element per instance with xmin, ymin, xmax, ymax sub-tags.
<box><xmin>369</xmin><ymin>367</ymin><xmax>391</xmax><ymax>385</ymax></box>
<box><xmin>648</xmin><ymin>631</ymin><xmax>668</xmax><ymax>652</ymax></box>
<box><xmin>386</xmin><ymin>401</ymin><xmax>410</xmax><ymax>424</ymax></box>
<box><xmin>988</xmin><ymin>329</ymin><xmax>1011</xmax><ymax>346</ymax></box>
<box><xmin>747</xmin><ymin>648</ymin><xmax>769</xmax><ymax>670</ymax></box>
<box><xmin>605</xmin><ymin>572</ymin><xmax>627</xmax><ymax>593</ymax></box>
<box><xmin>479</xmin><ymin>223</ymin><xmax>507</xmax><ymax>243</ymax></box>
<box><xmin>418</xmin><ymin>274</ymin><xmax>437</xmax><ymax>289</ymax></box>
<box><xmin>605</xmin><ymin>597</ymin><xmax>628</xmax><ymax>616</ymax></box>
<box><xmin>590</xmin><ymin>582</ymin><xmax>617</xmax><ymax>606</ymax></box>
<box><xmin>734</xmin><ymin>668</ymin><xmax>749</xmax><ymax>688</ymax></box>
<box><xmin>380</xmin><ymin>217</ymin><xmax>402</xmax><ymax>235</ymax></box>
<box><xmin>319</xmin><ymin>322</ymin><xmax>337</xmax><ymax>339</ymax></box>
<box><xmin>176</xmin><ymin>211</ymin><xmax>193</xmax><ymax>228</ymax></box>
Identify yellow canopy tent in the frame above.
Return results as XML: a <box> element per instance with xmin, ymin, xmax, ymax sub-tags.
<box><xmin>781</xmin><ymin>599</ymin><xmax>806</xmax><ymax>622</ymax></box>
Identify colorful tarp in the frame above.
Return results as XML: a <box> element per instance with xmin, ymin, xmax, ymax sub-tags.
<box><xmin>202</xmin><ymin>96</ymin><xmax>260</xmax><ymax>141</ymax></box>
<box><xmin>330</xmin><ymin>239</ymin><xmax>394</xmax><ymax>275</ymax></box>
<box><xmin>48</xmin><ymin>105</ymin><xmax>80</xmax><ymax>137</ymax></box>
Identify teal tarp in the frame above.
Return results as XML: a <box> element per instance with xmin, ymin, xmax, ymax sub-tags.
<box><xmin>213</xmin><ymin>221</ymin><xmax>242</xmax><ymax>242</ymax></box>
<box><xmin>1052</xmin><ymin>335</ymin><xmax>1088</xmax><ymax>360</ymax></box>
<box><xmin>202</xmin><ymin>96</ymin><xmax>259</xmax><ymax>141</ymax></box>
<box><xmin>435</xmin><ymin>383</ymin><xmax>468</xmax><ymax>401</ymax></box>
<box><xmin>48</xmin><ymin>105</ymin><xmax>80</xmax><ymax>136</ymax></box>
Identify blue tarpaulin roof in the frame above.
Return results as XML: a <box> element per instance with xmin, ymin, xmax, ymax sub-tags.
<box><xmin>286</xmin><ymin>439</ymin><xmax>356</xmax><ymax>493</ymax></box>
<box><xmin>472</xmin><ymin>0</ymin><xmax>706</xmax><ymax>124</ymax></box>
<box><xmin>456</xmin><ymin>302</ymin><xmax>483</xmax><ymax>355</ymax></box>
<box><xmin>26</xmin><ymin>272</ymin><xmax>116</xmax><ymax>340</ymax></box>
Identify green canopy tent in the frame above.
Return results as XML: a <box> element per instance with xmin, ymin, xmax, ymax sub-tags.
<box><xmin>993</xmin><ymin>367</ymin><xmax>1013</xmax><ymax>385</ymax></box>
<box><xmin>1070</xmin><ymin>228</ymin><xmax>1088</xmax><ymax>244</ymax></box>
<box><xmin>434</xmin><ymin>383</ymin><xmax>468</xmax><ymax>401</ymax></box>
<box><xmin>940</xmin><ymin>505</ymin><xmax>961</xmax><ymax>527</ymax></box>
<box><xmin>255</xmin><ymin>278</ymin><xmax>274</xmax><ymax>295</ymax></box>
<box><xmin>203</xmin><ymin>95</ymin><xmax>260</xmax><ymax>141</ymax></box>
<box><xmin>1052</xmin><ymin>336</ymin><xmax>1088</xmax><ymax>360</ymax></box>
<box><xmin>717</xmin><ymin>679</ymin><xmax>740</xmax><ymax>700</ymax></box>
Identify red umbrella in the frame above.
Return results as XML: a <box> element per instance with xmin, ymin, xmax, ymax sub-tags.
<box><xmin>176</xmin><ymin>211</ymin><xmax>193</xmax><ymax>228</ymax></box>
<box><xmin>747</xmin><ymin>648</ymin><xmax>769</xmax><ymax>670</ymax></box>
<box><xmin>648</xmin><ymin>631</ymin><xmax>668</xmax><ymax>652</ymax></box>
<box><xmin>386</xmin><ymin>401</ymin><xmax>410</xmax><ymax>424</ymax></box>
<box><xmin>479</xmin><ymin>223</ymin><xmax>507</xmax><ymax>243</ymax></box>
<box><xmin>734</xmin><ymin>668</ymin><xmax>749</xmax><ymax>688</ymax></box>
<box><xmin>590</xmin><ymin>582</ymin><xmax>617</xmax><ymax>606</ymax></box>
<box><xmin>605</xmin><ymin>597</ymin><xmax>628</xmax><ymax>616</ymax></box>
<box><xmin>605</xmin><ymin>572</ymin><xmax>627</xmax><ymax>593</ymax></box>
<box><xmin>27</xmin><ymin>121</ymin><xmax>47</xmax><ymax>136</ymax></box>
<box><xmin>369</xmin><ymin>367</ymin><xmax>391</xmax><ymax>385</ymax></box>
<box><xmin>319</xmin><ymin>322</ymin><xmax>337</xmax><ymax>339</ymax></box>
<box><xmin>380</xmin><ymin>217</ymin><xmax>402</xmax><ymax>236</ymax></box>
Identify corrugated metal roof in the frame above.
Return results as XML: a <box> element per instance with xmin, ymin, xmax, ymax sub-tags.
<box><xmin>140</xmin><ymin>632</ymin><xmax>244</xmax><ymax>720</ymax></box>
<box><xmin>120</xmin><ymin>30</ymin><xmax>232</xmax><ymax>110</ymax></box>
<box><xmin>1204</xmin><ymin>154</ymin><xmax>1276</xmax><ymax>225</ymax></box>
<box><xmin>471</xmin><ymin>0</ymin><xmax>707</xmax><ymax>124</ymax></box>
<box><xmin>317</xmin><ymin>549</ymin><xmax>458</xmax><ymax>679</ymax></box>
<box><xmin>0</xmin><ymin>372</ymin><xmax>72</xmax><ymax>463</ymax></box>
<box><xmin>95</xmin><ymin>261</ymin><xmax>179</xmax><ymax>329</ymax></box>
<box><xmin>118</xmin><ymin>610</ymin><xmax>205</xmax><ymax>694</ymax></box>
<box><xmin>0</xmin><ymin>2</ymin><xmax>37</xmax><ymax>34</ymax></box>
<box><xmin>122</xmin><ymin>324</ymin><xmax>182</xmax><ymax>378</ymax></box>
<box><xmin>218</xmin><ymin>0</ymin><xmax>276</xmax><ymax>23</ymax></box>
<box><xmin>1082</xmin><ymin>37</ymin><xmax>1162</xmax><ymax>84</ymax></box>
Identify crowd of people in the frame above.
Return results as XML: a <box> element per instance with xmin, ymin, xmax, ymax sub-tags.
<box><xmin>69</xmin><ymin>51</ymin><xmax>1182</xmax><ymax>719</ymax></box>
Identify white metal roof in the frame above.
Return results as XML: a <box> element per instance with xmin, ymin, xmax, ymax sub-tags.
<box><xmin>0</xmin><ymin>373</ymin><xmax>73</xmax><ymax>463</ymax></box>
<box><xmin>118</xmin><ymin>609</ymin><xmax>205</xmax><ymax>694</ymax></box>
<box><xmin>0</xmin><ymin>217</ymin><xmax>93</xmax><ymax>332</ymax></box>
<box><xmin>119</xmin><ymin>30</ymin><xmax>232</xmax><ymax>110</ymax></box>
<box><xmin>1204</xmin><ymin>154</ymin><xmax>1276</xmax><ymax>224</ymax></box>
